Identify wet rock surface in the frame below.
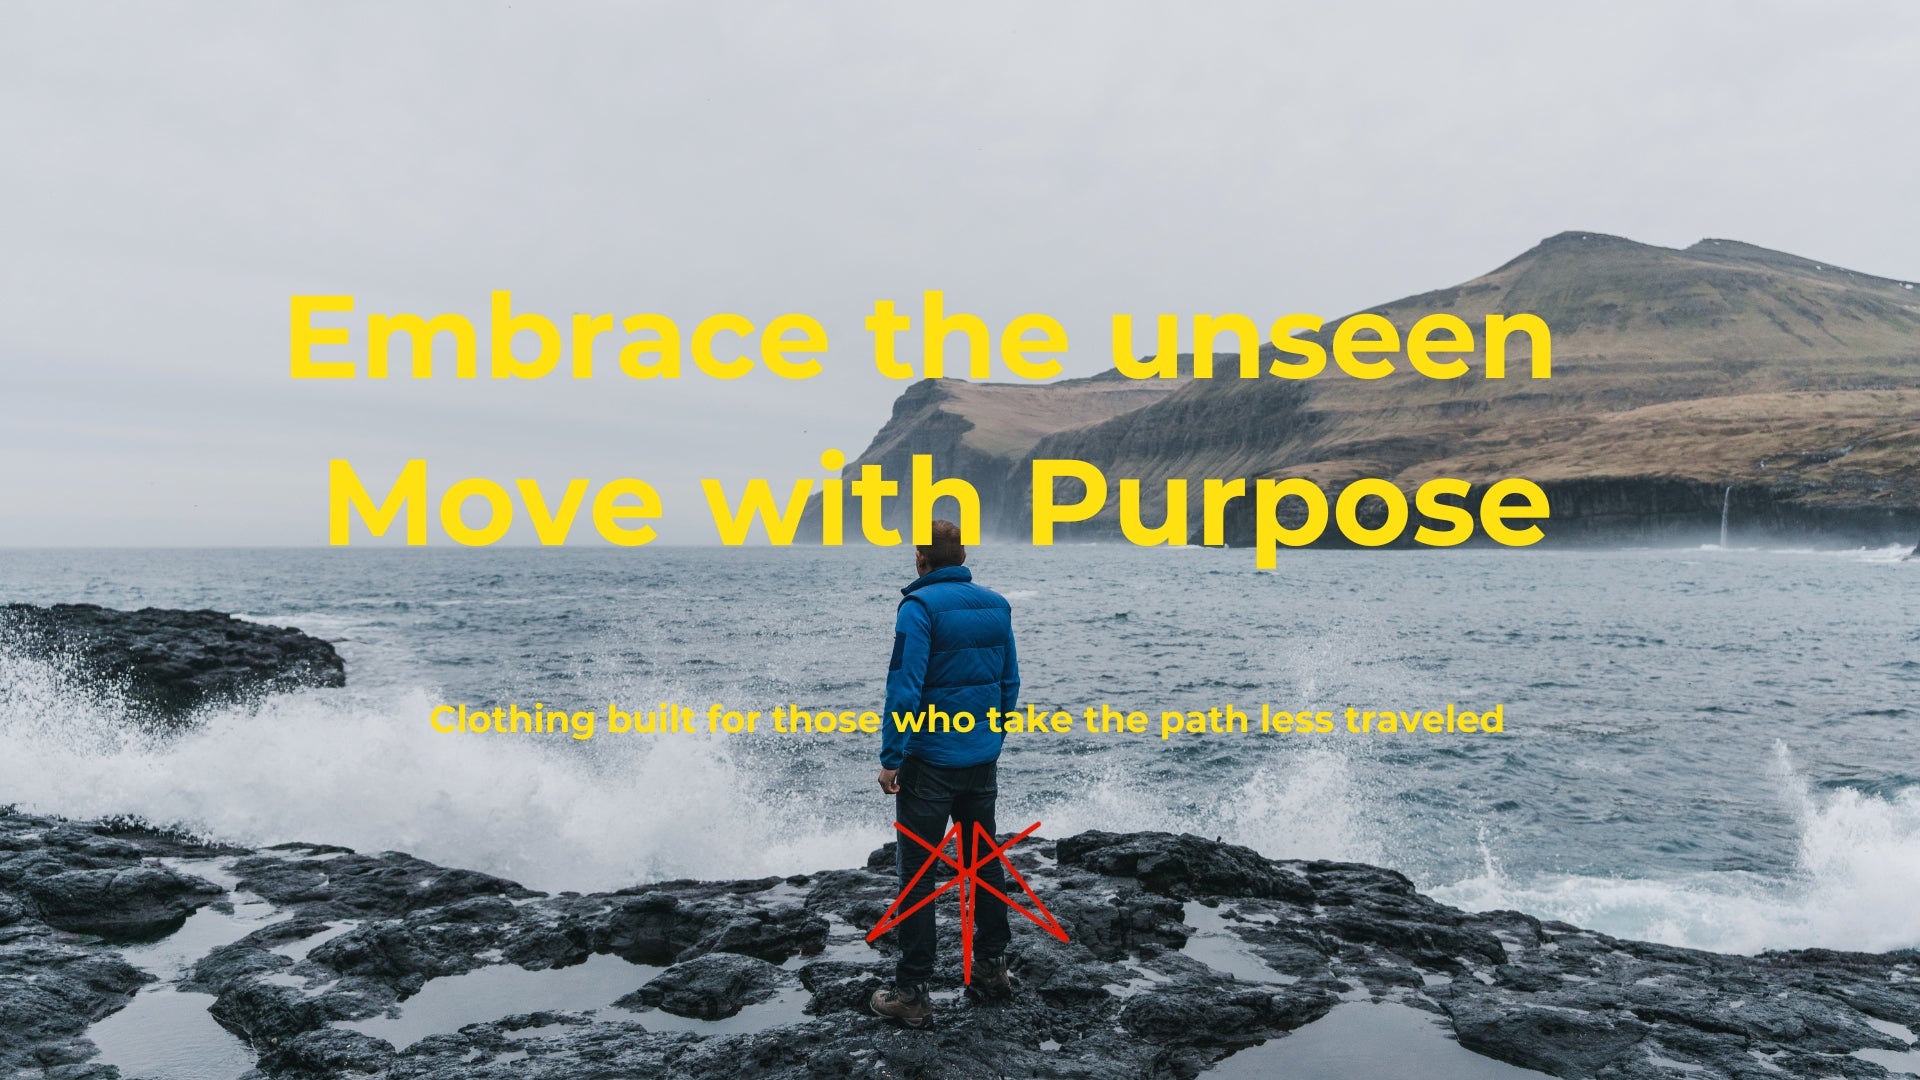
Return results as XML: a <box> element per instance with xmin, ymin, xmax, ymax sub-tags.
<box><xmin>0</xmin><ymin>816</ymin><xmax>218</xmax><ymax>1073</ymax></box>
<box><xmin>2</xmin><ymin>809</ymin><xmax>1918</xmax><ymax>1079</ymax></box>
<box><xmin>619</xmin><ymin>952</ymin><xmax>788</xmax><ymax>1019</ymax></box>
<box><xmin>0</xmin><ymin>604</ymin><xmax>346</xmax><ymax>723</ymax></box>
<box><xmin>26</xmin><ymin>864</ymin><xmax>224</xmax><ymax>940</ymax></box>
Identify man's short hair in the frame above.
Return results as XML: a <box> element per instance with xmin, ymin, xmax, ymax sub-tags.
<box><xmin>918</xmin><ymin>519</ymin><xmax>966</xmax><ymax>569</ymax></box>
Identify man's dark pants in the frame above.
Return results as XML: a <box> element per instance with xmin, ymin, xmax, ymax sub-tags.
<box><xmin>891</xmin><ymin>755</ymin><xmax>1011</xmax><ymax>986</ymax></box>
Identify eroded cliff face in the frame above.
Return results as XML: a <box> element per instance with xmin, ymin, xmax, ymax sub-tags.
<box><xmin>800</xmin><ymin>371</ymin><xmax>1185</xmax><ymax>539</ymax></box>
<box><xmin>833</xmin><ymin>232</ymin><xmax>1920</xmax><ymax>546</ymax></box>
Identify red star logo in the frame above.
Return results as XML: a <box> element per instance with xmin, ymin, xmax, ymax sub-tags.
<box><xmin>866</xmin><ymin>820</ymin><xmax>1070</xmax><ymax>984</ymax></box>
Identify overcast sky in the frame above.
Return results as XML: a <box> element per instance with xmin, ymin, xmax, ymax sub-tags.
<box><xmin>3</xmin><ymin>1</ymin><xmax>1916</xmax><ymax>546</ymax></box>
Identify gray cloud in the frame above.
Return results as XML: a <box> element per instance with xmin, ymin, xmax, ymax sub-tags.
<box><xmin>2</xmin><ymin>0</ymin><xmax>1915</xmax><ymax>544</ymax></box>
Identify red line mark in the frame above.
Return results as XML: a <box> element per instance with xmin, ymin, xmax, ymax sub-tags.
<box><xmin>866</xmin><ymin>820</ymin><xmax>1069</xmax><ymax>984</ymax></box>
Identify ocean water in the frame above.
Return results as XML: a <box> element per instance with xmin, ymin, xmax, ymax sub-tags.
<box><xmin>2</xmin><ymin>544</ymin><xmax>1917</xmax><ymax>956</ymax></box>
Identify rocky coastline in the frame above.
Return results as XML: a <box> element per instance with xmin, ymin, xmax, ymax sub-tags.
<box><xmin>2</xmin><ymin>813</ymin><xmax>1918</xmax><ymax>1078</ymax></box>
<box><xmin>0</xmin><ymin>604</ymin><xmax>345</xmax><ymax>725</ymax></box>
<box><xmin>5</xmin><ymin>607</ymin><xmax>1920</xmax><ymax>1078</ymax></box>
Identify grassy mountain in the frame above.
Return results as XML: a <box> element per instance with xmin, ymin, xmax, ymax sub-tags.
<box><xmin>830</xmin><ymin>232</ymin><xmax>1920</xmax><ymax>544</ymax></box>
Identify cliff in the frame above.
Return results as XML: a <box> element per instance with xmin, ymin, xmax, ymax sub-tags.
<box><xmin>834</xmin><ymin>232</ymin><xmax>1920</xmax><ymax>546</ymax></box>
<box><xmin>800</xmin><ymin>369</ymin><xmax>1186</xmax><ymax>539</ymax></box>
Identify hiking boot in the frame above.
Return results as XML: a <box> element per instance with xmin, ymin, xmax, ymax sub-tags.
<box><xmin>869</xmin><ymin>982</ymin><xmax>933</xmax><ymax>1028</ymax></box>
<box><xmin>970</xmin><ymin>953</ymin><xmax>1013</xmax><ymax>1001</ymax></box>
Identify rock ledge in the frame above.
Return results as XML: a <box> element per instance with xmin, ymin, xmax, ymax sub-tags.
<box><xmin>3</xmin><ymin>813</ymin><xmax>1917</xmax><ymax>1079</ymax></box>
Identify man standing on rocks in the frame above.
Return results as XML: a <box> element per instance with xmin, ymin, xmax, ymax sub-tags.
<box><xmin>869</xmin><ymin>520</ymin><xmax>1021</xmax><ymax>1028</ymax></box>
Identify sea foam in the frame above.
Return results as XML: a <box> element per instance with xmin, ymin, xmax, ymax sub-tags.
<box><xmin>4</xmin><ymin>638</ymin><xmax>1915</xmax><ymax>953</ymax></box>
<box><xmin>1431</xmin><ymin>743</ymin><xmax>1920</xmax><ymax>954</ymax></box>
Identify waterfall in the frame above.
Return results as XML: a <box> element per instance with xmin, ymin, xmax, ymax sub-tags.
<box><xmin>1720</xmin><ymin>486</ymin><xmax>1732</xmax><ymax>548</ymax></box>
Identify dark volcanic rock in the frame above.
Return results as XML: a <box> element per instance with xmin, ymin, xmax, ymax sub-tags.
<box><xmin>26</xmin><ymin>864</ymin><xmax>223</xmax><ymax>940</ymax></box>
<box><xmin>1057</xmin><ymin>829</ymin><xmax>1314</xmax><ymax>902</ymax></box>
<box><xmin>1449</xmin><ymin>999</ymin><xmax>1655</xmax><ymax>1077</ymax></box>
<box><xmin>0</xmin><ymin>934</ymin><xmax>151</xmax><ymax>1071</ymax></box>
<box><xmin>619</xmin><ymin>952</ymin><xmax>788</xmax><ymax>1019</ymax></box>
<box><xmin>570</xmin><ymin>883</ymin><xmax>830</xmax><ymax>967</ymax></box>
<box><xmin>797</xmin><ymin>958</ymin><xmax>890</xmax><ymax>1016</ymax></box>
<box><xmin>307</xmin><ymin>896</ymin><xmax>523</xmax><ymax>983</ymax></box>
<box><xmin>0</xmin><ymin>603</ymin><xmax>346</xmax><ymax>722</ymax></box>
<box><xmin>233</xmin><ymin>845</ymin><xmax>534</xmax><ymax>920</ymax></box>
<box><xmin>254</xmin><ymin>1027</ymin><xmax>398</xmax><ymax>1078</ymax></box>
<box><xmin>0</xmin><ymin>811</ymin><xmax>236</xmax><ymax>1074</ymax></box>
<box><xmin>1119</xmin><ymin>982</ymin><xmax>1338</xmax><ymax>1043</ymax></box>
<box><xmin>5</xmin><ymin>807</ymin><xmax>1920</xmax><ymax>1079</ymax></box>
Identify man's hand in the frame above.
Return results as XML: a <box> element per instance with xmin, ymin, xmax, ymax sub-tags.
<box><xmin>877</xmin><ymin>768</ymin><xmax>900</xmax><ymax>794</ymax></box>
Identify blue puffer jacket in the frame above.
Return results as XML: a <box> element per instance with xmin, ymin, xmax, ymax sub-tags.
<box><xmin>879</xmin><ymin>565</ymin><xmax>1020</xmax><ymax>769</ymax></box>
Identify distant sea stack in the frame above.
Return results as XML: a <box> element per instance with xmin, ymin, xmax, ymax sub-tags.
<box><xmin>0</xmin><ymin>604</ymin><xmax>345</xmax><ymax>723</ymax></box>
<box><xmin>812</xmin><ymin>233</ymin><xmax>1920</xmax><ymax>546</ymax></box>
